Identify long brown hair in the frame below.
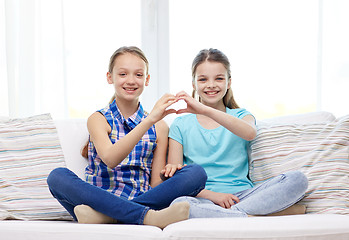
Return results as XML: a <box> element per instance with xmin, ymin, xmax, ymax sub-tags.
<box><xmin>81</xmin><ymin>46</ymin><xmax>149</xmax><ymax>159</ymax></box>
<box><xmin>191</xmin><ymin>48</ymin><xmax>239</xmax><ymax>109</ymax></box>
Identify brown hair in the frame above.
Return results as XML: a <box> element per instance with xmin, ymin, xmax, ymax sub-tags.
<box><xmin>191</xmin><ymin>48</ymin><xmax>239</xmax><ymax>109</ymax></box>
<box><xmin>81</xmin><ymin>139</ymin><xmax>89</xmax><ymax>159</ymax></box>
<box><xmin>81</xmin><ymin>46</ymin><xmax>149</xmax><ymax>159</ymax></box>
<box><xmin>108</xmin><ymin>46</ymin><xmax>149</xmax><ymax>103</ymax></box>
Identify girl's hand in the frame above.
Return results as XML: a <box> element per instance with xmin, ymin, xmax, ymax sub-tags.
<box><xmin>198</xmin><ymin>190</ymin><xmax>240</xmax><ymax>209</ymax></box>
<box><xmin>147</xmin><ymin>93</ymin><xmax>178</xmax><ymax>123</ymax></box>
<box><xmin>210</xmin><ymin>192</ymin><xmax>240</xmax><ymax>209</ymax></box>
<box><xmin>160</xmin><ymin>163</ymin><xmax>187</xmax><ymax>180</ymax></box>
<box><xmin>175</xmin><ymin>91</ymin><xmax>207</xmax><ymax>115</ymax></box>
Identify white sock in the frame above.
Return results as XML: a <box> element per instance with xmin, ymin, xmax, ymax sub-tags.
<box><xmin>74</xmin><ymin>204</ymin><xmax>117</xmax><ymax>224</ymax></box>
<box><xmin>143</xmin><ymin>202</ymin><xmax>190</xmax><ymax>229</ymax></box>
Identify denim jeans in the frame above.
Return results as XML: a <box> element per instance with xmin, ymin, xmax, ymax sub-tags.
<box><xmin>171</xmin><ymin>170</ymin><xmax>308</xmax><ymax>218</ymax></box>
<box><xmin>47</xmin><ymin>164</ymin><xmax>207</xmax><ymax>224</ymax></box>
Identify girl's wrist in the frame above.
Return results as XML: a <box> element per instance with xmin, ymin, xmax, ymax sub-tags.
<box><xmin>144</xmin><ymin>114</ymin><xmax>157</xmax><ymax>126</ymax></box>
<box><xmin>200</xmin><ymin>104</ymin><xmax>213</xmax><ymax>116</ymax></box>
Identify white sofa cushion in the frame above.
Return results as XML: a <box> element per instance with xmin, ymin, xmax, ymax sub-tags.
<box><xmin>163</xmin><ymin>214</ymin><xmax>349</xmax><ymax>240</ymax></box>
<box><xmin>250</xmin><ymin>114</ymin><xmax>349</xmax><ymax>214</ymax></box>
<box><xmin>0</xmin><ymin>220</ymin><xmax>163</xmax><ymax>240</ymax></box>
<box><xmin>0</xmin><ymin>114</ymin><xmax>71</xmax><ymax>220</ymax></box>
<box><xmin>1</xmin><ymin>215</ymin><xmax>349</xmax><ymax>240</ymax></box>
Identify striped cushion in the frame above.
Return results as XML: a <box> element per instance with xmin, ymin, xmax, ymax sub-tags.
<box><xmin>0</xmin><ymin>113</ymin><xmax>72</xmax><ymax>220</ymax></box>
<box><xmin>250</xmin><ymin>115</ymin><xmax>349</xmax><ymax>214</ymax></box>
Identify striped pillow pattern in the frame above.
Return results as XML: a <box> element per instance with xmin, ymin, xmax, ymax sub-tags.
<box><xmin>250</xmin><ymin>115</ymin><xmax>349</xmax><ymax>214</ymax></box>
<box><xmin>0</xmin><ymin>114</ymin><xmax>72</xmax><ymax>220</ymax></box>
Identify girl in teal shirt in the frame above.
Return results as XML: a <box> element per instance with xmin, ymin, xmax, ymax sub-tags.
<box><xmin>162</xmin><ymin>48</ymin><xmax>308</xmax><ymax>217</ymax></box>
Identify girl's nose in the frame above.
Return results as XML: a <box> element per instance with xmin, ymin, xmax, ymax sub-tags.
<box><xmin>126</xmin><ymin>75</ymin><xmax>136</xmax><ymax>84</ymax></box>
<box><xmin>207</xmin><ymin>79</ymin><xmax>215</xmax><ymax>88</ymax></box>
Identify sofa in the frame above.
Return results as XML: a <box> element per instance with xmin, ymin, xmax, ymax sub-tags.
<box><xmin>0</xmin><ymin>111</ymin><xmax>348</xmax><ymax>240</ymax></box>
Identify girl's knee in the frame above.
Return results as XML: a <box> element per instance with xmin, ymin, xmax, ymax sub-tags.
<box><xmin>171</xmin><ymin>196</ymin><xmax>198</xmax><ymax>205</ymax></box>
<box><xmin>296</xmin><ymin>171</ymin><xmax>308</xmax><ymax>191</ymax></box>
<box><xmin>47</xmin><ymin>167</ymin><xmax>70</xmax><ymax>187</ymax></box>
<box><xmin>185</xmin><ymin>164</ymin><xmax>207</xmax><ymax>181</ymax></box>
<box><xmin>285</xmin><ymin>170</ymin><xmax>308</xmax><ymax>193</ymax></box>
<box><xmin>184</xmin><ymin>164</ymin><xmax>207</xmax><ymax>191</ymax></box>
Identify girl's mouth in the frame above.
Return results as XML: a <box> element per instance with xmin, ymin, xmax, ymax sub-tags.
<box><xmin>123</xmin><ymin>87</ymin><xmax>137</xmax><ymax>93</ymax></box>
<box><xmin>204</xmin><ymin>91</ymin><xmax>219</xmax><ymax>96</ymax></box>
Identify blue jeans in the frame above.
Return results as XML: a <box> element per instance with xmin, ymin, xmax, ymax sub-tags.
<box><xmin>47</xmin><ymin>164</ymin><xmax>207</xmax><ymax>224</ymax></box>
<box><xmin>171</xmin><ymin>171</ymin><xmax>308</xmax><ymax>218</ymax></box>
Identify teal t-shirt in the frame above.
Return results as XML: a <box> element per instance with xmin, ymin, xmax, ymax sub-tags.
<box><xmin>169</xmin><ymin>108</ymin><xmax>254</xmax><ymax>194</ymax></box>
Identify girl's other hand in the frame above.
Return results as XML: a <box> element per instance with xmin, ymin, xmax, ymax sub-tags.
<box><xmin>148</xmin><ymin>93</ymin><xmax>178</xmax><ymax>123</ymax></box>
<box><xmin>175</xmin><ymin>91</ymin><xmax>207</xmax><ymax>115</ymax></box>
<box><xmin>160</xmin><ymin>163</ymin><xmax>187</xmax><ymax>180</ymax></box>
<box><xmin>208</xmin><ymin>192</ymin><xmax>240</xmax><ymax>209</ymax></box>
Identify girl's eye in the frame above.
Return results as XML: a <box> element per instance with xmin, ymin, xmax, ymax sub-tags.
<box><xmin>136</xmin><ymin>73</ymin><xmax>144</xmax><ymax>77</ymax></box>
<box><xmin>119</xmin><ymin>73</ymin><xmax>126</xmax><ymax>77</ymax></box>
<box><xmin>198</xmin><ymin>78</ymin><xmax>206</xmax><ymax>82</ymax></box>
<box><xmin>216</xmin><ymin>77</ymin><xmax>224</xmax><ymax>81</ymax></box>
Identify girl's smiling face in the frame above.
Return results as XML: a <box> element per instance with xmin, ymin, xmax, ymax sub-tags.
<box><xmin>193</xmin><ymin>60</ymin><xmax>231</xmax><ymax>109</ymax></box>
<box><xmin>107</xmin><ymin>53</ymin><xmax>149</xmax><ymax>103</ymax></box>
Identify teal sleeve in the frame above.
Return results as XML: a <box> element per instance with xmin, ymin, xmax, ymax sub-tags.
<box><xmin>169</xmin><ymin>117</ymin><xmax>183</xmax><ymax>145</ymax></box>
<box><xmin>235</xmin><ymin>108</ymin><xmax>256</xmax><ymax>124</ymax></box>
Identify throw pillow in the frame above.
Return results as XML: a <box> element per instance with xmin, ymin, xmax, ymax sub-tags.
<box><xmin>0</xmin><ymin>113</ymin><xmax>72</xmax><ymax>220</ymax></box>
<box><xmin>250</xmin><ymin>114</ymin><xmax>349</xmax><ymax>214</ymax></box>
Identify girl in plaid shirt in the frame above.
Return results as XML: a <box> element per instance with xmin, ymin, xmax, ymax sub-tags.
<box><xmin>47</xmin><ymin>46</ymin><xmax>207</xmax><ymax>229</ymax></box>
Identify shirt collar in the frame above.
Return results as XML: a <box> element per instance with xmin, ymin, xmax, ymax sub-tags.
<box><xmin>110</xmin><ymin>99</ymin><xmax>146</xmax><ymax>130</ymax></box>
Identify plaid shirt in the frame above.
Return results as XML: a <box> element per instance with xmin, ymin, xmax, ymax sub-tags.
<box><xmin>85</xmin><ymin>100</ymin><xmax>157</xmax><ymax>200</ymax></box>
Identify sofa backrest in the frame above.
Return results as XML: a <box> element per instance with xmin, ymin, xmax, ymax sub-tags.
<box><xmin>54</xmin><ymin>119</ymin><xmax>89</xmax><ymax>179</ymax></box>
<box><xmin>52</xmin><ymin>111</ymin><xmax>336</xmax><ymax>180</ymax></box>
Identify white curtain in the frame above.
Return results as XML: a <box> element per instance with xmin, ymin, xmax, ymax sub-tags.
<box><xmin>1</xmin><ymin>0</ymin><xmax>348</xmax><ymax>119</ymax></box>
<box><xmin>1</xmin><ymin>0</ymin><xmax>143</xmax><ymax>119</ymax></box>
<box><xmin>2</xmin><ymin>0</ymin><xmax>66</xmax><ymax>118</ymax></box>
<box><xmin>0</xmin><ymin>1</ymin><xmax>8</xmax><ymax>116</ymax></box>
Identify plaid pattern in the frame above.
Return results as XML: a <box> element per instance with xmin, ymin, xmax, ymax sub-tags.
<box><xmin>85</xmin><ymin>100</ymin><xmax>157</xmax><ymax>200</ymax></box>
